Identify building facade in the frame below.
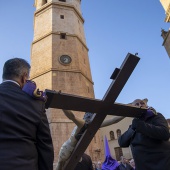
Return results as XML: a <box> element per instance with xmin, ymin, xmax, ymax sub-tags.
<box><xmin>160</xmin><ymin>0</ymin><xmax>170</xmax><ymax>58</ymax></box>
<box><xmin>160</xmin><ymin>0</ymin><xmax>170</xmax><ymax>22</ymax></box>
<box><xmin>161</xmin><ymin>29</ymin><xmax>170</xmax><ymax>57</ymax></box>
<box><xmin>31</xmin><ymin>0</ymin><xmax>102</xmax><ymax>166</ymax></box>
<box><xmin>99</xmin><ymin>116</ymin><xmax>133</xmax><ymax>161</ymax></box>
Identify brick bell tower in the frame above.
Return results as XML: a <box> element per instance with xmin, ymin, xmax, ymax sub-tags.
<box><xmin>31</xmin><ymin>0</ymin><xmax>102</xmax><ymax>166</ymax></box>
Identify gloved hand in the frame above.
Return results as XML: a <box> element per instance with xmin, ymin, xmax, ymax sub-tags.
<box><xmin>22</xmin><ymin>80</ymin><xmax>47</xmax><ymax>102</ymax></box>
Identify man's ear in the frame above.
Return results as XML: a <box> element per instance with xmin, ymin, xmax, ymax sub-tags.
<box><xmin>21</xmin><ymin>75</ymin><xmax>25</xmax><ymax>84</ymax></box>
<box><xmin>143</xmin><ymin>98</ymin><xmax>148</xmax><ymax>106</ymax></box>
<box><xmin>20</xmin><ymin>72</ymin><xmax>28</xmax><ymax>88</ymax></box>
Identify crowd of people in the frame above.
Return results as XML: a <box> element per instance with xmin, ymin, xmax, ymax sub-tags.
<box><xmin>118</xmin><ymin>156</ymin><xmax>135</xmax><ymax>170</ymax></box>
<box><xmin>0</xmin><ymin>57</ymin><xmax>170</xmax><ymax>170</ymax></box>
<box><xmin>85</xmin><ymin>156</ymin><xmax>136</xmax><ymax>170</ymax></box>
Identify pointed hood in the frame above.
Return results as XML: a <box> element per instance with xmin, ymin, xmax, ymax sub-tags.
<box><xmin>102</xmin><ymin>136</ymin><xmax>120</xmax><ymax>170</ymax></box>
<box><xmin>104</xmin><ymin>135</ymin><xmax>111</xmax><ymax>157</ymax></box>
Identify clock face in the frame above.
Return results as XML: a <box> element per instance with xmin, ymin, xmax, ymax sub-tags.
<box><xmin>59</xmin><ymin>55</ymin><xmax>72</xmax><ymax>65</ymax></box>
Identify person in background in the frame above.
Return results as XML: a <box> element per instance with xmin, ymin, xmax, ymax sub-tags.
<box><xmin>92</xmin><ymin>162</ymin><xmax>97</xmax><ymax>170</ymax></box>
<box><xmin>129</xmin><ymin>159</ymin><xmax>135</xmax><ymax>170</ymax></box>
<box><xmin>96</xmin><ymin>161</ymin><xmax>102</xmax><ymax>170</ymax></box>
<box><xmin>118</xmin><ymin>156</ymin><xmax>133</xmax><ymax>170</ymax></box>
<box><xmin>118</xmin><ymin>98</ymin><xmax>170</xmax><ymax>170</ymax></box>
<box><xmin>0</xmin><ymin>58</ymin><xmax>54</xmax><ymax>170</ymax></box>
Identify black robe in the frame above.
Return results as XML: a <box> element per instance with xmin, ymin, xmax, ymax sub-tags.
<box><xmin>0</xmin><ymin>82</ymin><xmax>54</xmax><ymax>170</ymax></box>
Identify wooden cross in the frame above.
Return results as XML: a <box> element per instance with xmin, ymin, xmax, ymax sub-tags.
<box><xmin>45</xmin><ymin>53</ymin><xmax>147</xmax><ymax>170</ymax></box>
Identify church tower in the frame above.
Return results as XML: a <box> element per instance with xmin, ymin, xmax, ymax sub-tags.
<box><xmin>31</xmin><ymin>0</ymin><xmax>102</xmax><ymax>165</ymax></box>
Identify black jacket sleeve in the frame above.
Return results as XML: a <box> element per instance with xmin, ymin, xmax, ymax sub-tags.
<box><xmin>118</xmin><ymin>126</ymin><xmax>136</xmax><ymax>147</ymax></box>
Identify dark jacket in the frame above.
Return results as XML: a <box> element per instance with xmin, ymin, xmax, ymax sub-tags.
<box><xmin>0</xmin><ymin>82</ymin><xmax>54</xmax><ymax>170</ymax></box>
<box><xmin>119</xmin><ymin>163</ymin><xmax>133</xmax><ymax>170</ymax></box>
<box><xmin>118</xmin><ymin>113</ymin><xmax>170</xmax><ymax>170</ymax></box>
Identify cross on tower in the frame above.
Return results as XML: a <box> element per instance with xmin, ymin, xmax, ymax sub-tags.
<box><xmin>45</xmin><ymin>53</ymin><xmax>147</xmax><ymax>170</ymax></box>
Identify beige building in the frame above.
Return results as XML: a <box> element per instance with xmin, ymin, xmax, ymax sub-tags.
<box><xmin>160</xmin><ymin>0</ymin><xmax>170</xmax><ymax>58</ymax></box>
<box><xmin>99</xmin><ymin>116</ymin><xmax>133</xmax><ymax>161</ymax></box>
<box><xmin>30</xmin><ymin>0</ymin><xmax>102</xmax><ymax>166</ymax></box>
<box><xmin>161</xmin><ymin>29</ymin><xmax>170</xmax><ymax>58</ymax></box>
<box><xmin>160</xmin><ymin>0</ymin><xmax>170</xmax><ymax>22</ymax></box>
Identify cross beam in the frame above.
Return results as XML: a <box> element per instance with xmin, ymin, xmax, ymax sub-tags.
<box><xmin>45</xmin><ymin>91</ymin><xmax>146</xmax><ymax>117</ymax></box>
<box><xmin>45</xmin><ymin>53</ymin><xmax>147</xmax><ymax>170</ymax></box>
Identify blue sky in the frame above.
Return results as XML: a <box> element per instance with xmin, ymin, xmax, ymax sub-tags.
<box><xmin>0</xmin><ymin>1</ymin><xmax>169</xmax><ymax>118</ymax></box>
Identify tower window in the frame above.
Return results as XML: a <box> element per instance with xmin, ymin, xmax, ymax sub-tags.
<box><xmin>60</xmin><ymin>33</ymin><xmax>66</xmax><ymax>39</ymax></box>
<box><xmin>110</xmin><ymin>131</ymin><xmax>115</xmax><ymax>140</ymax></box>
<box><xmin>60</xmin><ymin>15</ymin><xmax>64</xmax><ymax>19</ymax></box>
<box><xmin>59</xmin><ymin>0</ymin><xmax>66</xmax><ymax>2</ymax></box>
<box><xmin>116</xmin><ymin>129</ymin><xmax>121</xmax><ymax>138</ymax></box>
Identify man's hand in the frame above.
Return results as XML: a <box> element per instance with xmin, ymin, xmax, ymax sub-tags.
<box><xmin>131</xmin><ymin>118</ymin><xmax>140</xmax><ymax>130</ymax></box>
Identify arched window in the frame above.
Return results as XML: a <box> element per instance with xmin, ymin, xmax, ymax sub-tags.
<box><xmin>116</xmin><ymin>129</ymin><xmax>121</xmax><ymax>138</ymax></box>
<box><xmin>110</xmin><ymin>131</ymin><xmax>115</xmax><ymax>140</ymax></box>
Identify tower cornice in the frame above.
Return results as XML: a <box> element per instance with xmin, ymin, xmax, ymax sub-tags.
<box><xmin>34</xmin><ymin>1</ymin><xmax>84</xmax><ymax>23</ymax></box>
<box><xmin>32</xmin><ymin>31</ymin><xmax>89</xmax><ymax>51</ymax></box>
<box><xmin>30</xmin><ymin>68</ymin><xmax>94</xmax><ymax>84</ymax></box>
